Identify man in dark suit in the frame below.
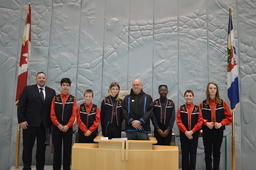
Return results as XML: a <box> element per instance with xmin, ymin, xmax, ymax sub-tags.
<box><xmin>18</xmin><ymin>72</ymin><xmax>56</xmax><ymax>170</ymax></box>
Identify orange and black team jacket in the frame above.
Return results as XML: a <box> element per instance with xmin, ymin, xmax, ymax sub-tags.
<box><xmin>199</xmin><ymin>98</ymin><xmax>232</xmax><ymax>130</ymax></box>
<box><xmin>152</xmin><ymin>98</ymin><xmax>175</xmax><ymax>131</ymax></box>
<box><xmin>50</xmin><ymin>93</ymin><xmax>77</xmax><ymax>128</ymax></box>
<box><xmin>176</xmin><ymin>103</ymin><xmax>203</xmax><ymax>133</ymax></box>
<box><xmin>77</xmin><ymin>102</ymin><xmax>100</xmax><ymax>134</ymax></box>
<box><xmin>100</xmin><ymin>96</ymin><xmax>123</xmax><ymax>129</ymax></box>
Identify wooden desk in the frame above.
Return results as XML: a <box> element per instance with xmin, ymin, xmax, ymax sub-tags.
<box><xmin>126</xmin><ymin>137</ymin><xmax>157</xmax><ymax>150</ymax></box>
<box><xmin>72</xmin><ymin>136</ymin><xmax>178</xmax><ymax>170</ymax></box>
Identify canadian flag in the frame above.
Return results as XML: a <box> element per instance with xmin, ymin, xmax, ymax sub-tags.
<box><xmin>15</xmin><ymin>4</ymin><xmax>31</xmax><ymax>106</ymax></box>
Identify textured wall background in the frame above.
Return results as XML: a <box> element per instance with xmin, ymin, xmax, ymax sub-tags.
<box><xmin>0</xmin><ymin>0</ymin><xmax>255</xmax><ymax>169</ymax></box>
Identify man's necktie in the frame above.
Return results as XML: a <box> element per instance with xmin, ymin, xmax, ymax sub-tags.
<box><xmin>40</xmin><ymin>88</ymin><xmax>44</xmax><ymax>101</ymax></box>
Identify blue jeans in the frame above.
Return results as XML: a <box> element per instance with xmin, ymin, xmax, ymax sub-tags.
<box><xmin>126</xmin><ymin>131</ymin><xmax>149</xmax><ymax>140</ymax></box>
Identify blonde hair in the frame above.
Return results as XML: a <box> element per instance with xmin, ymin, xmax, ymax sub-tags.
<box><xmin>205</xmin><ymin>82</ymin><xmax>220</xmax><ymax>104</ymax></box>
<box><xmin>107</xmin><ymin>82</ymin><xmax>121</xmax><ymax>100</ymax></box>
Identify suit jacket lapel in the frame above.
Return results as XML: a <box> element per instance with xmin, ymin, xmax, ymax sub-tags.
<box><xmin>44</xmin><ymin>86</ymin><xmax>52</xmax><ymax>102</ymax></box>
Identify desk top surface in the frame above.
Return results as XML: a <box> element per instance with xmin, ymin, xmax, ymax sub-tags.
<box><xmin>94</xmin><ymin>136</ymin><xmax>157</xmax><ymax>143</ymax></box>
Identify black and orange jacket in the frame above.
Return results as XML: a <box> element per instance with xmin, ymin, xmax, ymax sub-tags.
<box><xmin>50</xmin><ymin>93</ymin><xmax>76</xmax><ymax>128</ymax></box>
<box><xmin>176</xmin><ymin>103</ymin><xmax>203</xmax><ymax>133</ymax></box>
<box><xmin>77</xmin><ymin>102</ymin><xmax>100</xmax><ymax>133</ymax></box>
<box><xmin>152</xmin><ymin>98</ymin><xmax>175</xmax><ymax>131</ymax></box>
<box><xmin>100</xmin><ymin>96</ymin><xmax>123</xmax><ymax>128</ymax></box>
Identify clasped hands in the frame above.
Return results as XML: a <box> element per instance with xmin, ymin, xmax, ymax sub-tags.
<box><xmin>84</xmin><ymin>130</ymin><xmax>92</xmax><ymax>136</ymax></box>
<box><xmin>185</xmin><ymin>130</ymin><xmax>194</xmax><ymax>139</ymax></box>
<box><xmin>206</xmin><ymin>122</ymin><xmax>222</xmax><ymax>129</ymax></box>
<box><xmin>157</xmin><ymin>129</ymin><xmax>170</xmax><ymax>138</ymax></box>
<box><xmin>132</xmin><ymin>120</ymin><xmax>142</xmax><ymax>130</ymax></box>
<box><xmin>57</xmin><ymin>124</ymin><xmax>69</xmax><ymax>132</ymax></box>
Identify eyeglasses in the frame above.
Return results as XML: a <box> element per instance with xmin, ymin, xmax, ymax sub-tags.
<box><xmin>159</xmin><ymin>90</ymin><xmax>168</xmax><ymax>92</ymax></box>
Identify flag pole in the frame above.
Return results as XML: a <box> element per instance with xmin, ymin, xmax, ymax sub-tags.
<box><xmin>15</xmin><ymin>124</ymin><xmax>21</xmax><ymax>169</ymax></box>
<box><xmin>229</xmin><ymin>7</ymin><xmax>236</xmax><ymax>170</ymax></box>
<box><xmin>232</xmin><ymin>111</ymin><xmax>236</xmax><ymax>170</ymax></box>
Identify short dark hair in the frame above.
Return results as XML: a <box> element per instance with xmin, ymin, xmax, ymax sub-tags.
<box><xmin>60</xmin><ymin>78</ymin><xmax>71</xmax><ymax>85</ymax></box>
<box><xmin>158</xmin><ymin>84</ymin><xmax>168</xmax><ymax>90</ymax></box>
<box><xmin>84</xmin><ymin>89</ymin><xmax>94</xmax><ymax>97</ymax></box>
<box><xmin>36</xmin><ymin>72</ymin><xmax>46</xmax><ymax>77</ymax></box>
<box><xmin>184</xmin><ymin>90</ymin><xmax>194</xmax><ymax>97</ymax></box>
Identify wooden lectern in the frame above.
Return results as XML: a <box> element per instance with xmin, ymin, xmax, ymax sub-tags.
<box><xmin>72</xmin><ymin>136</ymin><xmax>178</xmax><ymax>170</ymax></box>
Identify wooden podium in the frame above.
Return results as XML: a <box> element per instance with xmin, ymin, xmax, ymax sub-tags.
<box><xmin>72</xmin><ymin>136</ymin><xmax>178</xmax><ymax>170</ymax></box>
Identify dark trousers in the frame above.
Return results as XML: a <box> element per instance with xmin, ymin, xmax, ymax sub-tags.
<box><xmin>154</xmin><ymin>124</ymin><xmax>172</xmax><ymax>145</ymax></box>
<box><xmin>52</xmin><ymin>126</ymin><xmax>73</xmax><ymax>170</ymax></box>
<box><xmin>22</xmin><ymin>123</ymin><xmax>46</xmax><ymax>170</ymax></box>
<box><xmin>202</xmin><ymin>127</ymin><xmax>224</xmax><ymax>170</ymax></box>
<box><xmin>78</xmin><ymin>129</ymin><xmax>98</xmax><ymax>143</ymax></box>
<box><xmin>180</xmin><ymin>131</ymin><xmax>199</xmax><ymax>170</ymax></box>
<box><xmin>102</xmin><ymin>124</ymin><xmax>121</xmax><ymax>139</ymax></box>
<box><xmin>126</xmin><ymin>131</ymin><xmax>149</xmax><ymax>140</ymax></box>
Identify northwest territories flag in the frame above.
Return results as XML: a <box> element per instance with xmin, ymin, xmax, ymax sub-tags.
<box><xmin>15</xmin><ymin>4</ymin><xmax>31</xmax><ymax>106</ymax></box>
<box><xmin>227</xmin><ymin>8</ymin><xmax>239</xmax><ymax>112</ymax></box>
